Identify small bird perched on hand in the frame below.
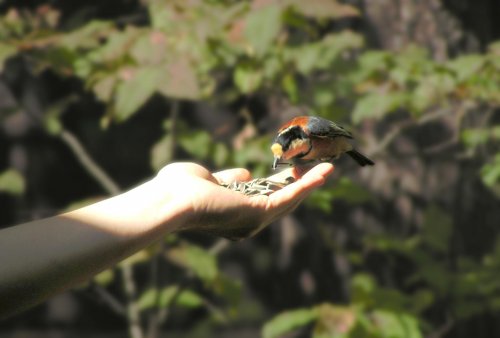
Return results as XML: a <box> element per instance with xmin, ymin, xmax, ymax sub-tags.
<box><xmin>271</xmin><ymin>116</ymin><xmax>374</xmax><ymax>169</ymax></box>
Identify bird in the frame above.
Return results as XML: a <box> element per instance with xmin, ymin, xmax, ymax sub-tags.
<box><xmin>270</xmin><ymin>116</ymin><xmax>374</xmax><ymax>169</ymax></box>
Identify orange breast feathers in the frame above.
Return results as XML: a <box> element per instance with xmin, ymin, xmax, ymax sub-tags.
<box><xmin>299</xmin><ymin>136</ymin><xmax>353</xmax><ymax>160</ymax></box>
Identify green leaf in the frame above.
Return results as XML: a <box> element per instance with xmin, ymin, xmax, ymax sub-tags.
<box><xmin>0</xmin><ymin>42</ymin><xmax>17</xmax><ymax>72</ymax></box>
<box><xmin>357</xmin><ymin>51</ymin><xmax>391</xmax><ymax>76</ymax></box>
<box><xmin>138</xmin><ymin>288</ymin><xmax>159</xmax><ymax>310</ymax></box>
<box><xmin>306</xmin><ymin>189</ymin><xmax>335</xmax><ymax>213</ymax></box>
<box><xmin>213</xmin><ymin>142</ymin><xmax>230</xmax><ymax>167</ymax></box>
<box><xmin>176</xmin><ymin>289</ymin><xmax>204</xmax><ymax>308</ymax></box>
<box><xmin>212</xmin><ymin>274</ymin><xmax>242</xmax><ymax>308</ymax></box>
<box><xmin>314</xmin><ymin>87</ymin><xmax>335</xmax><ymax>107</ymax></box>
<box><xmin>165</xmin><ymin>243</ymin><xmax>218</xmax><ymax>283</ymax></box>
<box><xmin>282</xmin><ymin>73</ymin><xmax>298</xmax><ymax>102</ymax></box>
<box><xmin>89</xmin><ymin>26</ymin><xmax>141</xmax><ymax>63</ymax></box>
<box><xmin>421</xmin><ymin>205</ymin><xmax>452</xmax><ymax>252</ymax></box>
<box><xmin>234</xmin><ymin>63</ymin><xmax>263</xmax><ymax>94</ymax></box>
<box><xmin>0</xmin><ymin>169</ymin><xmax>25</xmax><ymax>196</ymax></box>
<box><xmin>92</xmin><ymin>73</ymin><xmax>118</xmax><ymax>103</ymax></box>
<box><xmin>130</xmin><ymin>31</ymin><xmax>166</xmax><ymax>66</ymax></box>
<box><xmin>244</xmin><ymin>4</ymin><xmax>282</xmax><ymax>57</ymax></box>
<box><xmin>118</xmin><ymin>249</ymin><xmax>152</xmax><ymax>267</ymax></box>
<box><xmin>461</xmin><ymin>128</ymin><xmax>491</xmax><ymax>149</ymax></box>
<box><xmin>263</xmin><ymin>307</ymin><xmax>319</xmax><ymax>338</ymax></box>
<box><xmin>157</xmin><ymin>59</ymin><xmax>201</xmax><ymax>100</ymax></box>
<box><xmin>93</xmin><ymin>269</ymin><xmax>114</xmax><ymax>286</ymax></box>
<box><xmin>371</xmin><ymin>310</ymin><xmax>422</xmax><ymax>338</ymax></box>
<box><xmin>288</xmin><ymin>44</ymin><xmax>322</xmax><ymax>74</ymax></box>
<box><xmin>138</xmin><ymin>285</ymin><xmax>203</xmax><ymax>311</ymax></box>
<box><xmin>285</xmin><ymin>32</ymin><xmax>363</xmax><ymax>75</ymax></box>
<box><xmin>59</xmin><ymin>20</ymin><xmax>114</xmax><ymax>50</ymax></box>
<box><xmin>411</xmin><ymin>73</ymin><xmax>456</xmax><ymax>114</ymax></box>
<box><xmin>481</xmin><ymin>153</ymin><xmax>500</xmax><ymax>197</ymax></box>
<box><xmin>286</xmin><ymin>0</ymin><xmax>359</xmax><ymax>19</ymax></box>
<box><xmin>178</xmin><ymin>130</ymin><xmax>212</xmax><ymax>160</ymax></box>
<box><xmin>148</xmin><ymin>0</ymin><xmax>173</xmax><ymax>31</ymax></box>
<box><xmin>114</xmin><ymin>66</ymin><xmax>161</xmax><ymax>121</ymax></box>
<box><xmin>150</xmin><ymin>134</ymin><xmax>174</xmax><ymax>172</ymax></box>
<box><xmin>307</xmin><ymin>177</ymin><xmax>373</xmax><ymax>212</ymax></box>
<box><xmin>449</xmin><ymin>54</ymin><xmax>485</xmax><ymax>82</ymax></box>
<box><xmin>352</xmin><ymin>92</ymin><xmax>406</xmax><ymax>124</ymax></box>
<box><xmin>351</xmin><ymin>273</ymin><xmax>377</xmax><ymax>306</ymax></box>
<box><xmin>330</xmin><ymin>177</ymin><xmax>373</xmax><ymax>204</ymax></box>
<box><xmin>314</xmin><ymin>304</ymin><xmax>356</xmax><ymax>338</ymax></box>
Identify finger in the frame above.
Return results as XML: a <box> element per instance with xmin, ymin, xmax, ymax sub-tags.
<box><xmin>213</xmin><ymin>168</ymin><xmax>252</xmax><ymax>184</ymax></box>
<box><xmin>268</xmin><ymin>163</ymin><xmax>334</xmax><ymax>208</ymax></box>
<box><xmin>159</xmin><ymin>162</ymin><xmax>215</xmax><ymax>181</ymax></box>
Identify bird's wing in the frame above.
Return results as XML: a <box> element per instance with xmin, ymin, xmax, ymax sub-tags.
<box><xmin>307</xmin><ymin>116</ymin><xmax>353</xmax><ymax>139</ymax></box>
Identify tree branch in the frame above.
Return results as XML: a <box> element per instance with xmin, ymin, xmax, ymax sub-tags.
<box><xmin>59</xmin><ymin>129</ymin><xmax>121</xmax><ymax>195</ymax></box>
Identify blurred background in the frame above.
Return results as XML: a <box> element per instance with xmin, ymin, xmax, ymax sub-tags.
<box><xmin>1</xmin><ymin>0</ymin><xmax>500</xmax><ymax>337</ymax></box>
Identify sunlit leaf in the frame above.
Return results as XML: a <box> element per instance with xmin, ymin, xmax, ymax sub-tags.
<box><xmin>114</xmin><ymin>66</ymin><xmax>161</xmax><ymax>121</ymax></box>
<box><xmin>89</xmin><ymin>26</ymin><xmax>141</xmax><ymax>62</ymax></box>
<box><xmin>138</xmin><ymin>286</ymin><xmax>200</xmax><ymax>310</ymax></box>
<box><xmin>138</xmin><ymin>288</ymin><xmax>158</xmax><ymax>310</ymax></box>
<box><xmin>314</xmin><ymin>304</ymin><xmax>356</xmax><ymax>338</ymax></box>
<box><xmin>286</xmin><ymin>0</ymin><xmax>359</xmax><ymax>19</ymax></box>
<box><xmin>461</xmin><ymin>128</ymin><xmax>491</xmax><ymax>149</ymax></box>
<box><xmin>234</xmin><ymin>62</ymin><xmax>263</xmax><ymax>94</ymax></box>
<box><xmin>371</xmin><ymin>310</ymin><xmax>422</xmax><ymax>338</ymax></box>
<box><xmin>176</xmin><ymin>289</ymin><xmax>204</xmax><ymax>308</ymax></box>
<box><xmin>411</xmin><ymin>73</ymin><xmax>456</xmax><ymax>113</ymax></box>
<box><xmin>263</xmin><ymin>307</ymin><xmax>318</xmax><ymax>338</ymax></box>
<box><xmin>244</xmin><ymin>4</ymin><xmax>282</xmax><ymax>57</ymax></box>
<box><xmin>92</xmin><ymin>73</ymin><xmax>117</xmax><ymax>103</ymax></box>
<box><xmin>352</xmin><ymin>92</ymin><xmax>406</xmax><ymax>124</ymax></box>
<box><xmin>351</xmin><ymin>273</ymin><xmax>377</xmax><ymax>307</ymax></box>
<box><xmin>118</xmin><ymin>249</ymin><xmax>152</xmax><ymax>267</ymax></box>
<box><xmin>93</xmin><ymin>269</ymin><xmax>114</xmax><ymax>286</ymax></box>
<box><xmin>130</xmin><ymin>31</ymin><xmax>167</xmax><ymax>65</ymax></box>
<box><xmin>0</xmin><ymin>169</ymin><xmax>25</xmax><ymax>196</ymax></box>
<box><xmin>157</xmin><ymin>59</ymin><xmax>201</xmax><ymax>100</ymax></box>
<box><xmin>449</xmin><ymin>54</ymin><xmax>485</xmax><ymax>82</ymax></box>
<box><xmin>59</xmin><ymin>20</ymin><xmax>114</xmax><ymax>50</ymax></box>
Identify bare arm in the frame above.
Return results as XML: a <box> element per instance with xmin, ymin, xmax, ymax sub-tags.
<box><xmin>0</xmin><ymin>162</ymin><xmax>334</xmax><ymax>318</ymax></box>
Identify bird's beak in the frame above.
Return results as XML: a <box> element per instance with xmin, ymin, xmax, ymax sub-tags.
<box><xmin>271</xmin><ymin>143</ymin><xmax>284</xmax><ymax>170</ymax></box>
<box><xmin>272</xmin><ymin>156</ymin><xmax>281</xmax><ymax>170</ymax></box>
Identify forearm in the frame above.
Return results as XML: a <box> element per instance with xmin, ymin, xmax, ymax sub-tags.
<box><xmin>0</xmin><ymin>176</ymin><xmax>187</xmax><ymax>319</ymax></box>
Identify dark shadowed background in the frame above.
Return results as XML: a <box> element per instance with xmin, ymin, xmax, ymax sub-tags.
<box><xmin>1</xmin><ymin>0</ymin><xmax>500</xmax><ymax>337</ymax></box>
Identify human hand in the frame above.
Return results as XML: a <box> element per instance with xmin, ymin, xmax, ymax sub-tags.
<box><xmin>155</xmin><ymin>162</ymin><xmax>334</xmax><ymax>240</ymax></box>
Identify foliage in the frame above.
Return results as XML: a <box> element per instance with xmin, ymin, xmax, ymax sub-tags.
<box><xmin>0</xmin><ymin>169</ymin><xmax>25</xmax><ymax>195</ymax></box>
<box><xmin>1</xmin><ymin>0</ymin><xmax>500</xmax><ymax>337</ymax></box>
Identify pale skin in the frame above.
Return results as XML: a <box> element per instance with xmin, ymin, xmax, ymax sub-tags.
<box><xmin>0</xmin><ymin>162</ymin><xmax>334</xmax><ymax>319</ymax></box>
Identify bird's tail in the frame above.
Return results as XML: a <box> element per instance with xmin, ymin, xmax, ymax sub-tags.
<box><xmin>346</xmin><ymin>150</ymin><xmax>374</xmax><ymax>167</ymax></box>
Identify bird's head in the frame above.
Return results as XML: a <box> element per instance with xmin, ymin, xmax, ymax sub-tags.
<box><xmin>271</xmin><ymin>124</ymin><xmax>311</xmax><ymax>169</ymax></box>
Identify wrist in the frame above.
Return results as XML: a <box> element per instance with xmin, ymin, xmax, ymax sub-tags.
<box><xmin>141</xmin><ymin>175</ymin><xmax>193</xmax><ymax>235</ymax></box>
<box><xmin>67</xmin><ymin>176</ymin><xmax>190</xmax><ymax>241</ymax></box>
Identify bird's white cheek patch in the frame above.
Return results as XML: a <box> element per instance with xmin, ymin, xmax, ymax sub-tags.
<box><xmin>283</xmin><ymin>139</ymin><xmax>311</xmax><ymax>159</ymax></box>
